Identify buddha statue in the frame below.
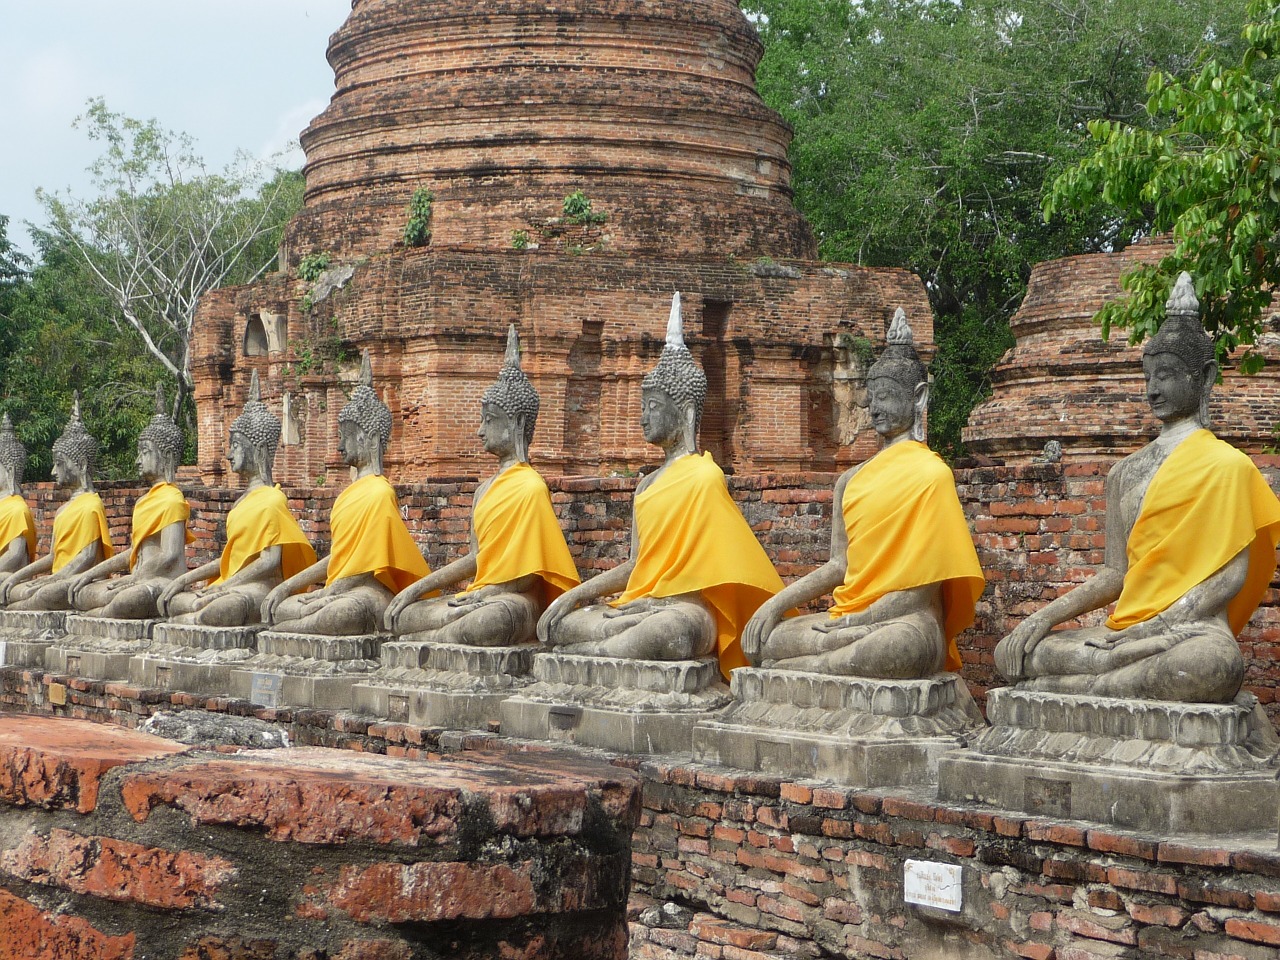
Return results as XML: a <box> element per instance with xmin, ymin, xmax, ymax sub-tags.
<box><xmin>741</xmin><ymin>310</ymin><xmax>985</xmax><ymax>677</ymax></box>
<box><xmin>1</xmin><ymin>395</ymin><xmax>113</xmax><ymax>611</ymax></box>
<box><xmin>68</xmin><ymin>386</ymin><xmax>192</xmax><ymax>619</ymax></box>
<box><xmin>261</xmin><ymin>351</ymin><xmax>429</xmax><ymax>635</ymax></box>
<box><xmin>385</xmin><ymin>326</ymin><xmax>579</xmax><ymax>644</ymax></box>
<box><xmin>994</xmin><ymin>273</ymin><xmax>1280</xmax><ymax>702</ymax></box>
<box><xmin>0</xmin><ymin>414</ymin><xmax>36</xmax><ymax>584</ymax></box>
<box><xmin>158</xmin><ymin>371</ymin><xmax>316</xmax><ymax>626</ymax></box>
<box><xmin>536</xmin><ymin>294</ymin><xmax>783</xmax><ymax>675</ymax></box>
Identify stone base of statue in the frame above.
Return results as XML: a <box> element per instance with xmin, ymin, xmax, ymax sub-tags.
<box><xmin>936</xmin><ymin>688</ymin><xmax>1280</xmax><ymax>835</ymax></box>
<box><xmin>227</xmin><ymin>631</ymin><xmax>385</xmax><ymax>711</ymax></box>
<box><xmin>500</xmin><ymin>652</ymin><xmax>733</xmax><ymax>755</ymax></box>
<box><xmin>128</xmin><ymin>623</ymin><xmax>264</xmax><ymax>696</ymax></box>
<box><xmin>45</xmin><ymin>616</ymin><xmax>158</xmax><ymax>680</ymax></box>
<box><xmin>0</xmin><ymin>610</ymin><xmax>69</xmax><ymax>668</ymax></box>
<box><xmin>692</xmin><ymin>669</ymin><xmax>984</xmax><ymax>786</ymax></box>
<box><xmin>351</xmin><ymin>638</ymin><xmax>536</xmax><ymax>728</ymax></box>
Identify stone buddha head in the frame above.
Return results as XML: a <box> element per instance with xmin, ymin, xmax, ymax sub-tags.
<box><xmin>866</xmin><ymin>309</ymin><xmax>929</xmax><ymax>443</ymax></box>
<box><xmin>338</xmin><ymin>350</ymin><xmax>393</xmax><ymax>472</ymax></box>
<box><xmin>229</xmin><ymin>369</ymin><xmax>281</xmax><ymax>484</ymax></box>
<box><xmin>136</xmin><ymin>384</ymin><xmax>184</xmax><ymax>484</ymax></box>
<box><xmin>480</xmin><ymin>325</ymin><xmax>540</xmax><ymax>463</ymax></box>
<box><xmin>0</xmin><ymin>414</ymin><xmax>25</xmax><ymax>496</ymax></box>
<box><xmin>52</xmin><ymin>393</ymin><xmax>98</xmax><ymax>491</ymax></box>
<box><xmin>1142</xmin><ymin>272</ymin><xmax>1216</xmax><ymax>428</ymax></box>
<box><xmin>641</xmin><ymin>293</ymin><xmax>707</xmax><ymax>455</ymax></box>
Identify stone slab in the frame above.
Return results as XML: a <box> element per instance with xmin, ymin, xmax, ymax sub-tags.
<box><xmin>128</xmin><ymin>624</ymin><xmax>264</xmax><ymax>696</ymax></box>
<box><xmin>500</xmin><ymin>653</ymin><xmax>732</xmax><ymax>754</ymax></box>
<box><xmin>46</xmin><ymin>618</ymin><xmax>159</xmax><ymax>680</ymax></box>
<box><xmin>693</xmin><ymin>669</ymin><xmax>984</xmax><ymax>786</ymax></box>
<box><xmin>936</xmin><ymin>688</ymin><xmax>1280</xmax><ymax>835</ymax></box>
<box><xmin>352</xmin><ymin>640</ymin><xmax>537</xmax><ymax>729</ymax></box>
<box><xmin>227</xmin><ymin>632</ymin><xmax>387</xmax><ymax>711</ymax></box>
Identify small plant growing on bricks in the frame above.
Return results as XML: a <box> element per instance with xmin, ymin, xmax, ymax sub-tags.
<box><xmin>403</xmin><ymin>188</ymin><xmax>434</xmax><ymax>247</ymax></box>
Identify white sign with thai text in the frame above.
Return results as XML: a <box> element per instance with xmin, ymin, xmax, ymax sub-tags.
<box><xmin>904</xmin><ymin>859</ymin><xmax>963</xmax><ymax>912</ymax></box>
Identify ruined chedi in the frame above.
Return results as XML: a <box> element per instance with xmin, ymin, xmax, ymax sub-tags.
<box><xmin>191</xmin><ymin>0</ymin><xmax>931</xmax><ymax>484</ymax></box>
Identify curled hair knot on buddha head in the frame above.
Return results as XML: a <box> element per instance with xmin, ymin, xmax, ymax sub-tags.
<box><xmin>338</xmin><ymin>350</ymin><xmax>393</xmax><ymax>447</ymax></box>
<box><xmin>138</xmin><ymin>383</ymin><xmax>184</xmax><ymax>465</ymax></box>
<box><xmin>866</xmin><ymin>308</ymin><xmax>929</xmax><ymax>443</ymax></box>
<box><xmin>1143</xmin><ymin>271</ymin><xmax>1217</xmax><ymax>427</ymax></box>
<box><xmin>53</xmin><ymin>393</ymin><xmax>99</xmax><ymax>477</ymax></box>
<box><xmin>482</xmin><ymin>325</ymin><xmax>540</xmax><ymax>453</ymax></box>
<box><xmin>641</xmin><ymin>293</ymin><xmax>707</xmax><ymax>436</ymax></box>
<box><xmin>231</xmin><ymin>370</ymin><xmax>282</xmax><ymax>467</ymax></box>
<box><xmin>0</xmin><ymin>414</ymin><xmax>25</xmax><ymax>486</ymax></box>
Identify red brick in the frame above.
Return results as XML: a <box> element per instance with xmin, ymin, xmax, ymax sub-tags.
<box><xmin>1225</xmin><ymin>917</ymin><xmax>1280</xmax><ymax>946</ymax></box>
<box><xmin>1025</xmin><ymin>821</ymin><xmax>1088</xmax><ymax>847</ymax></box>
<box><xmin>0</xmin><ymin>888</ymin><xmax>135</xmax><ymax>960</ymax></box>
<box><xmin>1106</xmin><ymin>867</ymin><xmax>1177</xmax><ymax>896</ymax></box>
<box><xmin>0</xmin><ymin>716</ymin><xmax>186</xmax><ymax>814</ymax></box>
<box><xmin>1004</xmin><ymin>941</ymin><xmax>1055</xmax><ymax>960</ymax></box>
<box><xmin>1</xmin><ymin>828</ymin><xmax>235</xmax><ymax>911</ymax></box>
<box><xmin>177</xmin><ymin>937</ymin><xmax>277</xmax><ymax>960</ymax></box>
<box><xmin>690</xmin><ymin>917</ymin><xmax>778</xmax><ymax>950</ymax></box>
<box><xmin>331</xmin><ymin>942</ymin><xmax>413</xmax><ymax>960</ymax></box>
<box><xmin>1157</xmin><ymin>843</ymin><xmax>1231</xmax><ymax>868</ymax></box>
<box><xmin>1088</xmin><ymin>831</ymin><xmax>1158</xmax><ymax>861</ymax></box>
<box><xmin>779</xmin><ymin>783</ymin><xmax>812</xmax><ymax>804</ymax></box>
<box><xmin>1125</xmin><ymin>902</ymin><xmax>1188</xmax><ymax>928</ymax></box>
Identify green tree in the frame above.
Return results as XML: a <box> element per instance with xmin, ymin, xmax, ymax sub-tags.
<box><xmin>38</xmin><ymin>99</ymin><xmax>303</xmax><ymax>425</ymax></box>
<box><xmin>0</xmin><ymin>230</ymin><xmax>163</xmax><ymax>481</ymax></box>
<box><xmin>1044</xmin><ymin>0</ymin><xmax>1280</xmax><ymax>371</ymax></box>
<box><xmin>745</xmin><ymin>0</ymin><xmax>1247</xmax><ymax>455</ymax></box>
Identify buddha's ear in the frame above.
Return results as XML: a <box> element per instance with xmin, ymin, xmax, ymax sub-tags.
<box><xmin>683</xmin><ymin>402</ymin><xmax>699</xmax><ymax>449</ymax></box>
<box><xmin>911</xmin><ymin>379</ymin><xmax>930</xmax><ymax>444</ymax></box>
<box><xmin>1199</xmin><ymin>359</ymin><xmax>1217</xmax><ymax>427</ymax></box>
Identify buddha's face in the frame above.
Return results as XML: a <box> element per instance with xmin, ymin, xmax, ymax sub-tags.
<box><xmin>136</xmin><ymin>438</ymin><xmax>163</xmax><ymax>483</ymax></box>
<box><xmin>338</xmin><ymin>419</ymin><xmax>369</xmax><ymax>467</ymax></box>
<box><xmin>228</xmin><ymin>431</ymin><xmax>251</xmax><ymax>474</ymax></box>
<box><xmin>1143</xmin><ymin>351</ymin><xmax>1204</xmax><ymax>423</ymax></box>
<box><xmin>478</xmin><ymin>403</ymin><xmax>517</xmax><ymax>458</ymax></box>
<box><xmin>867</xmin><ymin>375</ymin><xmax>915</xmax><ymax>439</ymax></box>
<box><xmin>640</xmin><ymin>388</ymin><xmax>684</xmax><ymax>446</ymax></box>
<box><xmin>53</xmin><ymin>453</ymin><xmax>79</xmax><ymax>489</ymax></box>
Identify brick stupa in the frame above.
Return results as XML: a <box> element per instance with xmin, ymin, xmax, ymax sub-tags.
<box><xmin>192</xmin><ymin>0</ymin><xmax>931</xmax><ymax>484</ymax></box>
<box><xmin>964</xmin><ymin>240</ymin><xmax>1280</xmax><ymax>463</ymax></box>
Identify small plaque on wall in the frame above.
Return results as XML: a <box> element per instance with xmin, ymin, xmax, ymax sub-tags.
<box><xmin>904</xmin><ymin>859</ymin><xmax>963</xmax><ymax>912</ymax></box>
<box><xmin>250</xmin><ymin>672</ymin><xmax>283</xmax><ymax>709</ymax></box>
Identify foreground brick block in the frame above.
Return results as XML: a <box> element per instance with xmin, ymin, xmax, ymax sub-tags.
<box><xmin>0</xmin><ymin>888</ymin><xmax>135</xmax><ymax>960</ymax></box>
<box><xmin>0</xmin><ymin>716</ymin><xmax>186</xmax><ymax>814</ymax></box>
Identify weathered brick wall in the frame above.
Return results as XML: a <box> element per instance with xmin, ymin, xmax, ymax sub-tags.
<box><xmin>965</xmin><ymin>240</ymin><xmax>1280</xmax><ymax>462</ymax></box>
<box><xmin>191</xmin><ymin>252</ymin><xmax>928</xmax><ymax>484</ymax></box>
<box><xmin>288</xmin><ymin>0</ymin><xmax>811</xmax><ymax>264</ymax></box>
<box><xmin>2</xmin><ymin>681</ymin><xmax>1278</xmax><ymax>960</ymax></box>
<box><xmin>0</xmin><ymin>714</ymin><xmax>639</xmax><ymax>960</ymax></box>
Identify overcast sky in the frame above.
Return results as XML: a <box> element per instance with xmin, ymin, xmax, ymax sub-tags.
<box><xmin>1</xmin><ymin>0</ymin><xmax>353</xmax><ymax>257</ymax></box>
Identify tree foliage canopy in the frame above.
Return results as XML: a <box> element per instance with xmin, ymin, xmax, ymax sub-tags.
<box><xmin>744</xmin><ymin>0</ymin><xmax>1248</xmax><ymax>454</ymax></box>
<box><xmin>1044</xmin><ymin>0</ymin><xmax>1280</xmax><ymax>373</ymax></box>
<box><xmin>38</xmin><ymin>99</ymin><xmax>303</xmax><ymax>415</ymax></box>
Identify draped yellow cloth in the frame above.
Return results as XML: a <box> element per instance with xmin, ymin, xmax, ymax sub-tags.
<box><xmin>614</xmin><ymin>452</ymin><xmax>783</xmax><ymax>677</ymax></box>
<box><xmin>0</xmin><ymin>495</ymin><xmax>36</xmax><ymax>564</ymax></box>
<box><xmin>830</xmin><ymin>441</ymin><xmax>985</xmax><ymax>673</ymax></box>
<box><xmin>52</xmin><ymin>492</ymin><xmax>113</xmax><ymax>573</ymax></box>
<box><xmin>1108</xmin><ymin>430</ymin><xmax>1280</xmax><ymax>634</ymax></box>
<box><xmin>210</xmin><ymin>485</ymin><xmax>317</xmax><ymax>586</ymax></box>
<box><xmin>465</xmin><ymin>463</ymin><xmax>580</xmax><ymax>602</ymax></box>
<box><xmin>326</xmin><ymin>474</ymin><xmax>430</xmax><ymax>593</ymax></box>
<box><xmin>128</xmin><ymin>482</ymin><xmax>193</xmax><ymax>571</ymax></box>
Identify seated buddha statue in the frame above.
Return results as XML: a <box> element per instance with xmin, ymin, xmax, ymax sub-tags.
<box><xmin>158</xmin><ymin>371</ymin><xmax>316</xmax><ymax>626</ymax></box>
<box><xmin>0</xmin><ymin>414</ymin><xmax>37</xmax><ymax>584</ymax></box>
<box><xmin>385</xmin><ymin>326</ymin><xmax>579</xmax><ymax>644</ymax></box>
<box><xmin>68</xmin><ymin>386</ymin><xmax>192</xmax><ymax>619</ymax></box>
<box><xmin>2</xmin><ymin>395</ymin><xmax>113</xmax><ymax>611</ymax></box>
<box><xmin>261</xmin><ymin>351</ymin><xmax>429</xmax><ymax>636</ymax></box>
<box><xmin>994</xmin><ymin>273</ymin><xmax>1280</xmax><ymax>703</ymax></box>
<box><xmin>536</xmin><ymin>294</ymin><xmax>784</xmax><ymax>676</ymax></box>
<box><xmin>741</xmin><ymin>310</ymin><xmax>985</xmax><ymax>677</ymax></box>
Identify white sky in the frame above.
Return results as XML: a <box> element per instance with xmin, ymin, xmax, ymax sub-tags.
<box><xmin>0</xmin><ymin>0</ymin><xmax>354</xmax><ymax>257</ymax></box>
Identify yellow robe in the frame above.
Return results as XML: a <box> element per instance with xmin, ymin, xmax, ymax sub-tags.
<box><xmin>830</xmin><ymin>441</ymin><xmax>985</xmax><ymax>673</ymax></box>
<box><xmin>326</xmin><ymin>474</ymin><xmax>430</xmax><ymax>594</ymax></box>
<box><xmin>614</xmin><ymin>452</ymin><xmax>783</xmax><ymax>677</ymax></box>
<box><xmin>210</xmin><ymin>485</ymin><xmax>317</xmax><ymax>586</ymax></box>
<box><xmin>464</xmin><ymin>463</ymin><xmax>580</xmax><ymax>602</ymax></box>
<box><xmin>1108</xmin><ymin>430</ymin><xmax>1280</xmax><ymax>634</ymax></box>
<box><xmin>52</xmin><ymin>492</ymin><xmax>113</xmax><ymax>573</ymax></box>
<box><xmin>0</xmin><ymin>495</ymin><xmax>36</xmax><ymax>565</ymax></box>
<box><xmin>128</xmin><ymin>482</ymin><xmax>193</xmax><ymax>571</ymax></box>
